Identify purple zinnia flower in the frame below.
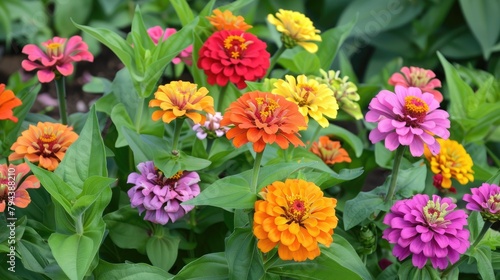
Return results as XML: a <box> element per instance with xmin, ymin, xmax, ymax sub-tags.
<box><xmin>127</xmin><ymin>161</ymin><xmax>200</xmax><ymax>225</ymax></box>
<box><xmin>365</xmin><ymin>85</ymin><xmax>450</xmax><ymax>157</ymax></box>
<box><xmin>192</xmin><ymin>112</ymin><xmax>229</xmax><ymax>140</ymax></box>
<box><xmin>463</xmin><ymin>183</ymin><xmax>500</xmax><ymax>222</ymax></box>
<box><xmin>383</xmin><ymin>194</ymin><xmax>470</xmax><ymax>270</ymax></box>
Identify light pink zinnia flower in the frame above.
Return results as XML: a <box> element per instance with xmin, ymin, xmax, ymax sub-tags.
<box><xmin>388</xmin><ymin>66</ymin><xmax>443</xmax><ymax>103</ymax></box>
<box><xmin>463</xmin><ymin>183</ymin><xmax>500</xmax><ymax>222</ymax></box>
<box><xmin>383</xmin><ymin>194</ymin><xmax>470</xmax><ymax>270</ymax></box>
<box><xmin>127</xmin><ymin>161</ymin><xmax>200</xmax><ymax>225</ymax></box>
<box><xmin>21</xmin><ymin>36</ymin><xmax>94</xmax><ymax>83</ymax></box>
<box><xmin>147</xmin><ymin>26</ymin><xmax>193</xmax><ymax>65</ymax></box>
<box><xmin>192</xmin><ymin>112</ymin><xmax>229</xmax><ymax>140</ymax></box>
<box><xmin>365</xmin><ymin>85</ymin><xmax>450</xmax><ymax>157</ymax></box>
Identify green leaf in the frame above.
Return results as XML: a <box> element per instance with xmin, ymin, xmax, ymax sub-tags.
<box><xmin>55</xmin><ymin>105</ymin><xmax>108</xmax><ymax>190</ymax></box>
<box><xmin>343</xmin><ymin>186</ymin><xmax>386</xmax><ymax>230</ymax></box>
<box><xmin>172</xmin><ymin>252</ymin><xmax>228</xmax><ymax>280</ymax></box>
<box><xmin>146</xmin><ymin>228</ymin><xmax>180</xmax><ymax>272</ymax></box>
<box><xmin>104</xmin><ymin>206</ymin><xmax>151</xmax><ymax>253</ymax></box>
<box><xmin>317</xmin><ymin>16</ymin><xmax>357</xmax><ymax>70</ymax></box>
<box><xmin>93</xmin><ymin>260</ymin><xmax>173</xmax><ymax>279</ymax></box>
<box><xmin>459</xmin><ymin>0</ymin><xmax>500</xmax><ymax>59</ymax></box>
<box><xmin>55</xmin><ymin>0</ymin><xmax>93</xmax><ymax>37</ymax></box>
<box><xmin>394</xmin><ymin>163</ymin><xmax>426</xmax><ymax>198</ymax></box>
<box><xmin>171</xmin><ymin>0</ymin><xmax>195</xmax><ymax>26</ymax></box>
<box><xmin>225</xmin><ymin>228</ymin><xmax>264</xmax><ymax>280</ymax></box>
<box><xmin>397</xmin><ymin>260</ymin><xmax>440</xmax><ymax>280</ymax></box>
<box><xmin>71</xmin><ymin>176</ymin><xmax>115</xmax><ymax>217</ymax></box>
<box><xmin>278</xmin><ymin>50</ymin><xmax>320</xmax><ymax>75</ymax></box>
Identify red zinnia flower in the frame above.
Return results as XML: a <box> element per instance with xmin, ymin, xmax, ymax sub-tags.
<box><xmin>198</xmin><ymin>30</ymin><xmax>270</xmax><ymax>89</ymax></box>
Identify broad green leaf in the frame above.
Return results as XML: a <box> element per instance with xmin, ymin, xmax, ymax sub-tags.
<box><xmin>171</xmin><ymin>252</ymin><xmax>228</xmax><ymax>280</ymax></box>
<box><xmin>303</xmin><ymin>123</ymin><xmax>364</xmax><ymax>157</ymax></box>
<box><xmin>112</xmin><ymin>105</ymin><xmax>138</xmax><ymax>148</ymax></box>
<box><xmin>343</xmin><ymin>185</ymin><xmax>386</xmax><ymax>230</ymax></box>
<box><xmin>71</xmin><ymin>176</ymin><xmax>115</xmax><ymax>217</ymax></box>
<box><xmin>395</xmin><ymin>163</ymin><xmax>427</xmax><ymax>198</ymax></box>
<box><xmin>171</xmin><ymin>0</ymin><xmax>195</xmax><ymax>26</ymax></box>
<box><xmin>121</xmin><ymin>126</ymin><xmax>168</xmax><ymax>165</ymax></box>
<box><xmin>146</xmin><ymin>228</ymin><xmax>180</xmax><ymax>272</ymax></box>
<box><xmin>317</xmin><ymin>16</ymin><xmax>357</xmax><ymax>70</ymax></box>
<box><xmin>278</xmin><ymin>50</ymin><xmax>320</xmax><ymax>75</ymax></box>
<box><xmin>56</xmin><ymin>105</ymin><xmax>108</xmax><ymax>190</ymax></box>
<box><xmin>93</xmin><ymin>260</ymin><xmax>173</xmax><ymax>279</ymax></box>
<box><xmin>55</xmin><ymin>0</ymin><xmax>92</xmax><ymax>37</ymax></box>
<box><xmin>82</xmin><ymin>76</ymin><xmax>112</xmax><ymax>94</ymax></box>
<box><xmin>104</xmin><ymin>206</ymin><xmax>151</xmax><ymax>253</ymax></box>
<box><xmin>154</xmin><ymin>151</ymin><xmax>212</xmax><ymax>176</ymax></box>
<box><xmin>225</xmin><ymin>228</ymin><xmax>264</xmax><ymax>280</ymax></box>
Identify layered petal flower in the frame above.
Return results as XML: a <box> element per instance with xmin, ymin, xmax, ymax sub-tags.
<box><xmin>253</xmin><ymin>179</ymin><xmax>338</xmax><ymax>261</ymax></box>
<box><xmin>463</xmin><ymin>183</ymin><xmax>500</xmax><ymax>222</ymax></box>
<box><xmin>192</xmin><ymin>112</ymin><xmax>229</xmax><ymax>140</ymax></box>
<box><xmin>197</xmin><ymin>30</ymin><xmax>270</xmax><ymax>89</ymax></box>
<box><xmin>206</xmin><ymin>9</ymin><xmax>252</xmax><ymax>31</ymax></box>
<box><xmin>383</xmin><ymin>194</ymin><xmax>470</xmax><ymax>270</ymax></box>
<box><xmin>0</xmin><ymin>163</ymin><xmax>40</xmax><ymax>212</ymax></box>
<box><xmin>0</xmin><ymin>84</ymin><xmax>22</xmax><ymax>122</ymax></box>
<box><xmin>389</xmin><ymin>66</ymin><xmax>443</xmax><ymax>102</ymax></box>
<box><xmin>127</xmin><ymin>161</ymin><xmax>200</xmax><ymax>225</ymax></box>
<box><xmin>220</xmin><ymin>91</ymin><xmax>306</xmax><ymax>152</ymax></box>
<box><xmin>310</xmin><ymin>136</ymin><xmax>351</xmax><ymax>165</ymax></box>
<box><xmin>147</xmin><ymin>26</ymin><xmax>193</xmax><ymax>65</ymax></box>
<box><xmin>365</xmin><ymin>86</ymin><xmax>450</xmax><ymax>157</ymax></box>
<box><xmin>9</xmin><ymin>122</ymin><xmax>79</xmax><ymax>171</ymax></box>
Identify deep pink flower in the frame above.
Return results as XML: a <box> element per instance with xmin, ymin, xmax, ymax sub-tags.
<box><xmin>147</xmin><ymin>26</ymin><xmax>193</xmax><ymax>65</ymax></box>
<box><xmin>127</xmin><ymin>161</ymin><xmax>200</xmax><ymax>225</ymax></box>
<box><xmin>388</xmin><ymin>66</ymin><xmax>443</xmax><ymax>102</ymax></box>
<box><xmin>463</xmin><ymin>183</ymin><xmax>500</xmax><ymax>222</ymax></box>
<box><xmin>383</xmin><ymin>194</ymin><xmax>470</xmax><ymax>270</ymax></box>
<box><xmin>197</xmin><ymin>30</ymin><xmax>270</xmax><ymax>89</ymax></box>
<box><xmin>21</xmin><ymin>36</ymin><xmax>93</xmax><ymax>83</ymax></box>
<box><xmin>192</xmin><ymin>112</ymin><xmax>229</xmax><ymax>140</ymax></box>
<box><xmin>365</xmin><ymin>86</ymin><xmax>450</xmax><ymax>157</ymax></box>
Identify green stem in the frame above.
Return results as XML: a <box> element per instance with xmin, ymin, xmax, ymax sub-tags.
<box><xmin>171</xmin><ymin>118</ymin><xmax>184</xmax><ymax>153</ymax></box>
<box><xmin>188</xmin><ymin>209</ymin><xmax>197</xmax><ymax>258</ymax></box>
<box><xmin>384</xmin><ymin>146</ymin><xmax>406</xmax><ymax>203</ymax></box>
<box><xmin>265</xmin><ymin>45</ymin><xmax>286</xmax><ymax>79</ymax></box>
<box><xmin>135</xmin><ymin>98</ymin><xmax>145</xmax><ymax>133</ymax></box>
<box><xmin>441</xmin><ymin>220</ymin><xmax>493</xmax><ymax>278</ymax></box>
<box><xmin>251</xmin><ymin>149</ymin><xmax>265</xmax><ymax>194</ymax></box>
<box><xmin>306</xmin><ymin>124</ymin><xmax>322</xmax><ymax>150</ymax></box>
<box><xmin>216</xmin><ymin>86</ymin><xmax>228</xmax><ymax>112</ymax></box>
<box><xmin>54</xmin><ymin>77</ymin><xmax>68</xmax><ymax>125</ymax></box>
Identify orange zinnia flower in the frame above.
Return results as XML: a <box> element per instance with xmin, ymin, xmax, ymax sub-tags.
<box><xmin>206</xmin><ymin>9</ymin><xmax>252</xmax><ymax>31</ymax></box>
<box><xmin>220</xmin><ymin>91</ymin><xmax>306</xmax><ymax>152</ymax></box>
<box><xmin>9</xmin><ymin>122</ymin><xmax>79</xmax><ymax>171</ymax></box>
<box><xmin>1</xmin><ymin>163</ymin><xmax>40</xmax><ymax>212</ymax></box>
<box><xmin>310</xmin><ymin>136</ymin><xmax>351</xmax><ymax>165</ymax></box>
<box><xmin>0</xmin><ymin>83</ymin><xmax>22</xmax><ymax>122</ymax></box>
<box><xmin>253</xmin><ymin>179</ymin><xmax>338</xmax><ymax>261</ymax></box>
<box><xmin>149</xmin><ymin>81</ymin><xmax>215</xmax><ymax>124</ymax></box>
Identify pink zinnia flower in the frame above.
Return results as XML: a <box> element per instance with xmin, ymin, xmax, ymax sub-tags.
<box><xmin>21</xmin><ymin>36</ymin><xmax>94</xmax><ymax>83</ymax></box>
<box><xmin>388</xmin><ymin>66</ymin><xmax>443</xmax><ymax>102</ymax></box>
<box><xmin>197</xmin><ymin>30</ymin><xmax>270</xmax><ymax>89</ymax></box>
<box><xmin>463</xmin><ymin>183</ymin><xmax>500</xmax><ymax>222</ymax></box>
<box><xmin>383</xmin><ymin>194</ymin><xmax>470</xmax><ymax>270</ymax></box>
<box><xmin>365</xmin><ymin>85</ymin><xmax>450</xmax><ymax>157</ymax></box>
<box><xmin>147</xmin><ymin>26</ymin><xmax>193</xmax><ymax>65</ymax></box>
<box><xmin>127</xmin><ymin>161</ymin><xmax>200</xmax><ymax>225</ymax></box>
<box><xmin>192</xmin><ymin>112</ymin><xmax>229</xmax><ymax>140</ymax></box>
<box><xmin>0</xmin><ymin>163</ymin><xmax>40</xmax><ymax>212</ymax></box>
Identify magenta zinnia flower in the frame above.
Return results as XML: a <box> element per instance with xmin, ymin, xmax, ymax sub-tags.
<box><xmin>147</xmin><ymin>26</ymin><xmax>193</xmax><ymax>65</ymax></box>
<box><xmin>192</xmin><ymin>112</ymin><xmax>229</xmax><ymax>140</ymax></box>
<box><xmin>21</xmin><ymin>36</ymin><xmax>94</xmax><ymax>83</ymax></box>
<box><xmin>463</xmin><ymin>183</ymin><xmax>500</xmax><ymax>222</ymax></box>
<box><xmin>127</xmin><ymin>161</ymin><xmax>200</xmax><ymax>225</ymax></box>
<box><xmin>365</xmin><ymin>85</ymin><xmax>450</xmax><ymax>157</ymax></box>
<box><xmin>388</xmin><ymin>66</ymin><xmax>443</xmax><ymax>102</ymax></box>
<box><xmin>383</xmin><ymin>194</ymin><xmax>470</xmax><ymax>270</ymax></box>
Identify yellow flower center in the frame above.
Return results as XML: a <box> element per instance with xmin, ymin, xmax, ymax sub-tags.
<box><xmin>423</xmin><ymin>200</ymin><xmax>450</xmax><ymax>227</ymax></box>
<box><xmin>297</xmin><ymin>84</ymin><xmax>315</xmax><ymax>106</ymax></box>
<box><xmin>40</xmin><ymin>133</ymin><xmax>57</xmax><ymax>143</ymax></box>
<box><xmin>168</xmin><ymin>170</ymin><xmax>184</xmax><ymax>180</ymax></box>
<box><xmin>46</xmin><ymin>42</ymin><xmax>63</xmax><ymax>57</ymax></box>
<box><xmin>223</xmin><ymin>35</ymin><xmax>251</xmax><ymax>60</ymax></box>
<box><xmin>255</xmin><ymin>97</ymin><xmax>280</xmax><ymax>120</ymax></box>
<box><xmin>409</xmin><ymin>69</ymin><xmax>432</xmax><ymax>88</ymax></box>
<box><xmin>47</xmin><ymin>42</ymin><xmax>62</xmax><ymax>50</ymax></box>
<box><xmin>488</xmin><ymin>194</ymin><xmax>500</xmax><ymax>212</ymax></box>
<box><xmin>403</xmin><ymin>96</ymin><xmax>428</xmax><ymax>122</ymax></box>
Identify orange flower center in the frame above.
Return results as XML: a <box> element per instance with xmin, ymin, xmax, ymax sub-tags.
<box><xmin>40</xmin><ymin>133</ymin><xmax>57</xmax><ymax>143</ymax></box>
<box><xmin>35</xmin><ymin>133</ymin><xmax>61</xmax><ymax>156</ymax></box>
<box><xmin>403</xmin><ymin>96</ymin><xmax>428</xmax><ymax>123</ymax></box>
<box><xmin>168</xmin><ymin>170</ymin><xmax>184</xmax><ymax>180</ymax></box>
<box><xmin>223</xmin><ymin>35</ymin><xmax>251</xmax><ymax>59</ymax></box>
<box><xmin>255</xmin><ymin>97</ymin><xmax>280</xmax><ymax>121</ymax></box>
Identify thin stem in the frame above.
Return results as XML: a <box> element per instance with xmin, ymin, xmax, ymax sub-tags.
<box><xmin>188</xmin><ymin>208</ymin><xmax>197</xmax><ymax>258</ymax></box>
<box><xmin>54</xmin><ymin>77</ymin><xmax>68</xmax><ymax>125</ymax></box>
<box><xmin>306</xmin><ymin>124</ymin><xmax>322</xmax><ymax>150</ymax></box>
<box><xmin>171</xmin><ymin>118</ymin><xmax>184</xmax><ymax>153</ymax></box>
<box><xmin>216</xmin><ymin>86</ymin><xmax>228</xmax><ymax>112</ymax></box>
<box><xmin>251</xmin><ymin>149</ymin><xmax>265</xmax><ymax>194</ymax></box>
<box><xmin>264</xmin><ymin>45</ymin><xmax>286</xmax><ymax>79</ymax></box>
<box><xmin>135</xmin><ymin>98</ymin><xmax>145</xmax><ymax>133</ymax></box>
<box><xmin>384</xmin><ymin>146</ymin><xmax>406</xmax><ymax>203</ymax></box>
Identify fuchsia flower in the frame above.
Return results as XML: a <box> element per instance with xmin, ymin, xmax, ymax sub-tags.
<box><xmin>21</xmin><ymin>36</ymin><xmax>93</xmax><ymax>83</ymax></box>
<box><xmin>127</xmin><ymin>161</ymin><xmax>200</xmax><ymax>225</ymax></box>
<box><xmin>383</xmin><ymin>194</ymin><xmax>470</xmax><ymax>270</ymax></box>
<box><xmin>463</xmin><ymin>183</ymin><xmax>500</xmax><ymax>222</ymax></box>
<box><xmin>192</xmin><ymin>112</ymin><xmax>229</xmax><ymax>140</ymax></box>
<box><xmin>147</xmin><ymin>26</ymin><xmax>193</xmax><ymax>65</ymax></box>
<box><xmin>365</xmin><ymin>86</ymin><xmax>450</xmax><ymax>157</ymax></box>
<box><xmin>389</xmin><ymin>66</ymin><xmax>443</xmax><ymax>102</ymax></box>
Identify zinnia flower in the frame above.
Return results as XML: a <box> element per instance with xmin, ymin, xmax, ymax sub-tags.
<box><xmin>310</xmin><ymin>136</ymin><xmax>351</xmax><ymax>165</ymax></box>
<box><xmin>149</xmin><ymin>81</ymin><xmax>215</xmax><ymax>124</ymax></box>
<box><xmin>463</xmin><ymin>183</ymin><xmax>500</xmax><ymax>222</ymax></box>
<box><xmin>197</xmin><ymin>30</ymin><xmax>270</xmax><ymax>89</ymax></box>
<box><xmin>9</xmin><ymin>122</ymin><xmax>79</xmax><ymax>171</ymax></box>
<box><xmin>272</xmin><ymin>75</ymin><xmax>338</xmax><ymax>128</ymax></box>
<box><xmin>206</xmin><ymin>9</ymin><xmax>252</xmax><ymax>31</ymax></box>
<box><xmin>424</xmin><ymin>138</ymin><xmax>474</xmax><ymax>189</ymax></box>
<box><xmin>0</xmin><ymin>83</ymin><xmax>22</xmax><ymax>122</ymax></box>
<box><xmin>127</xmin><ymin>161</ymin><xmax>200</xmax><ymax>225</ymax></box>
<box><xmin>220</xmin><ymin>91</ymin><xmax>306</xmax><ymax>153</ymax></box>
<box><xmin>267</xmin><ymin>9</ymin><xmax>322</xmax><ymax>53</ymax></box>
<box><xmin>253</xmin><ymin>179</ymin><xmax>338</xmax><ymax>261</ymax></box>
<box><xmin>0</xmin><ymin>163</ymin><xmax>40</xmax><ymax>212</ymax></box>
<box><xmin>389</xmin><ymin>66</ymin><xmax>443</xmax><ymax>103</ymax></box>
<box><xmin>192</xmin><ymin>112</ymin><xmax>229</xmax><ymax>140</ymax></box>
<box><xmin>21</xmin><ymin>36</ymin><xmax>94</xmax><ymax>83</ymax></box>
<box><xmin>147</xmin><ymin>26</ymin><xmax>193</xmax><ymax>65</ymax></box>
<box><xmin>383</xmin><ymin>194</ymin><xmax>470</xmax><ymax>270</ymax></box>
<box><xmin>365</xmin><ymin>86</ymin><xmax>450</xmax><ymax>157</ymax></box>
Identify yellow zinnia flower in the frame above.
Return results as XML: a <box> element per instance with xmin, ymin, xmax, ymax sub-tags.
<box><xmin>206</xmin><ymin>9</ymin><xmax>252</xmax><ymax>31</ymax></box>
<box><xmin>149</xmin><ymin>81</ymin><xmax>215</xmax><ymax>124</ymax></box>
<box><xmin>267</xmin><ymin>9</ymin><xmax>321</xmax><ymax>53</ymax></box>
<box><xmin>272</xmin><ymin>75</ymin><xmax>338</xmax><ymax>127</ymax></box>
<box><xmin>253</xmin><ymin>179</ymin><xmax>338</xmax><ymax>262</ymax></box>
<box><xmin>424</xmin><ymin>138</ymin><xmax>474</xmax><ymax>189</ymax></box>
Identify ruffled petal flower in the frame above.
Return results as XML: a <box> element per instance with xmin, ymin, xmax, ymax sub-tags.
<box><xmin>206</xmin><ymin>9</ymin><xmax>252</xmax><ymax>31</ymax></box>
<box><xmin>463</xmin><ymin>183</ymin><xmax>500</xmax><ymax>222</ymax></box>
<box><xmin>310</xmin><ymin>136</ymin><xmax>351</xmax><ymax>165</ymax></box>
<box><xmin>0</xmin><ymin>84</ymin><xmax>22</xmax><ymax>122</ymax></box>
<box><xmin>192</xmin><ymin>112</ymin><xmax>229</xmax><ymax>140</ymax></box>
<box><xmin>389</xmin><ymin>66</ymin><xmax>443</xmax><ymax>102</ymax></box>
<box><xmin>0</xmin><ymin>163</ymin><xmax>40</xmax><ymax>212</ymax></box>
